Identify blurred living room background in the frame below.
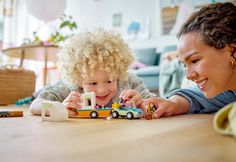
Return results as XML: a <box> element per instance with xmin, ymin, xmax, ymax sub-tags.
<box><xmin>0</xmin><ymin>0</ymin><xmax>235</xmax><ymax>97</ymax></box>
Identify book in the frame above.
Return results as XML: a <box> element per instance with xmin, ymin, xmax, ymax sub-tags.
<box><xmin>0</xmin><ymin>110</ymin><xmax>23</xmax><ymax>118</ymax></box>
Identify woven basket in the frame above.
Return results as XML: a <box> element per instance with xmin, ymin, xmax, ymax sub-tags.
<box><xmin>0</xmin><ymin>65</ymin><xmax>36</xmax><ymax>105</ymax></box>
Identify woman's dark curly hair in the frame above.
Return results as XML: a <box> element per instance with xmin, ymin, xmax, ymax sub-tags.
<box><xmin>177</xmin><ymin>2</ymin><xmax>236</xmax><ymax>49</ymax></box>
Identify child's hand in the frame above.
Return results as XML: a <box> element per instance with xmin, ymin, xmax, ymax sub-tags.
<box><xmin>119</xmin><ymin>89</ymin><xmax>143</xmax><ymax>108</ymax></box>
<box><xmin>62</xmin><ymin>91</ymin><xmax>83</xmax><ymax>117</ymax></box>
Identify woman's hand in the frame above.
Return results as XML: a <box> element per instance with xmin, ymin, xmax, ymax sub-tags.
<box><xmin>62</xmin><ymin>91</ymin><xmax>83</xmax><ymax>117</ymax></box>
<box><xmin>143</xmin><ymin>95</ymin><xmax>190</xmax><ymax>119</ymax></box>
<box><xmin>119</xmin><ymin>89</ymin><xmax>143</xmax><ymax>108</ymax></box>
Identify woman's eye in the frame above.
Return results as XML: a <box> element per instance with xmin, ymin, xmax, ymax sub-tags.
<box><xmin>191</xmin><ymin>59</ymin><xmax>199</xmax><ymax>64</ymax></box>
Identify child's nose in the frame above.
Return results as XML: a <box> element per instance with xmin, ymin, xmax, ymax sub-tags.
<box><xmin>96</xmin><ymin>84</ymin><xmax>108</xmax><ymax>94</ymax></box>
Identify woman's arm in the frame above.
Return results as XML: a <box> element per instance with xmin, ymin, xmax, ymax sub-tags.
<box><xmin>169</xmin><ymin>87</ymin><xmax>236</xmax><ymax>114</ymax></box>
<box><xmin>143</xmin><ymin>84</ymin><xmax>236</xmax><ymax>118</ymax></box>
<box><xmin>155</xmin><ymin>95</ymin><xmax>190</xmax><ymax>118</ymax></box>
<box><xmin>143</xmin><ymin>95</ymin><xmax>190</xmax><ymax>118</ymax></box>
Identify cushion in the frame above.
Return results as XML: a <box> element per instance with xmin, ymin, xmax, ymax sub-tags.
<box><xmin>133</xmin><ymin>48</ymin><xmax>159</xmax><ymax>66</ymax></box>
<box><xmin>132</xmin><ymin>66</ymin><xmax>160</xmax><ymax>76</ymax></box>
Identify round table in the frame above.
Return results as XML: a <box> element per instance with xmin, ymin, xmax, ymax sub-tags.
<box><xmin>2</xmin><ymin>44</ymin><xmax>60</xmax><ymax>85</ymax></box>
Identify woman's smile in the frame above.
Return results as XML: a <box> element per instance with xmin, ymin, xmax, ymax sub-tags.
<box><xmin>195</xmin><ymin>78</ymin><xmax>208</xmax><ymax>90</ymax></box>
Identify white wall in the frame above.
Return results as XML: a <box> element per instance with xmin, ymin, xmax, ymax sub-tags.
<box><xmin>2</xmin><ymin>0</ymin><xmax>177</xmax><ymax>50</ymax></box>
<box><xmin>64</xmin><ymin>0</ymin><xmax>167</xmax><ymax>49</ymax></box>
<box><xmin>63</xmin><ymin>0</ymin><xmax>235</xmax><ymax>50</ymax></box>
<box><xmin>65</xmin><ymin>0</ymin><xmax>158</xmax><ymax>37</ymax></box>
<box><xmin>4</xmin><ymin>0</ymin><xmax>234</xmax><ymax>49</ymax></box>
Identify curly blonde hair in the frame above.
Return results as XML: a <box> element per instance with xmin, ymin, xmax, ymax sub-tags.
<box><xmin>57</xmin><ymin>28</ymin><xmax>134</xmax><ymax>85</ymax></box>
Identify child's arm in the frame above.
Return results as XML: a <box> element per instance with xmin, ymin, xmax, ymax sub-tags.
<box><xmin>30</xmin><ymin>98</ymin><xmax>48</xmax><ymax>115</ymax></box>
<box><xmin>30</xmin><ymin>91</ymin><xmax>83</xmax><ymax>117</ymax></box>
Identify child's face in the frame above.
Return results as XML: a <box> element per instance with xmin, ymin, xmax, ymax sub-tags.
<box><xmin>81</xmin><ymin>69</ymin><xmax>117</xmax><ymax>106</ymax></box>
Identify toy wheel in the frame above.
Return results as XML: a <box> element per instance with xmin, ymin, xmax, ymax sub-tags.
<box><xmin>90</xmin><ymin>111</ymin><xmax>98</xmax><ymax>118</ymax></box>
<box><xmin>126</xmin><ymin>112</ymin><xmax>134</xmax><ymax>119</ymax></box>
<box><xmin>112</xmin><ymin>111</ymin><xmax>119</xmax><ymax>118</ymax></box>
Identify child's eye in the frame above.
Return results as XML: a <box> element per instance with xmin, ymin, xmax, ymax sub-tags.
<box><xmin>89</xmin><ymin>82</ymin><xmax>97</xmax><ymax>85</ymax></box>
<box><xmin>108</xmin><ymin>80</ymin><xmax>113</xmax><ymax>83</ymax></box>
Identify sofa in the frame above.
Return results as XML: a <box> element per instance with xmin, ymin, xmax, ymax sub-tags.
<box><xmin>131</xmin><ymin>45</ymin><xmax>177</xmax><ymax>95</ymax></box>
<box><xmin>131</xmin><ymin>48</ymin><xmax>160</xmax><ymax>94</ymax></box>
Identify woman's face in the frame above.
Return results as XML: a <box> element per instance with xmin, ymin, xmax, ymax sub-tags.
<box><xmin>178</xmin><ymin>32</ymin><xmax>235</xmax><ymax>98</ymax></box>
<box><xmin>81</xmin><ymin>69</ymin><xmax>117</xmax><ymax>106</ymax></box>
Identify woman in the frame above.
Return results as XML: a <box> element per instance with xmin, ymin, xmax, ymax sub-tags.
<box><xmin>148</xmin><ymin>2</ymin><xmax>236</xmax><ymax>118</ymax></box>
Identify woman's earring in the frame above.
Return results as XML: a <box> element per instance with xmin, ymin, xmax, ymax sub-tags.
<box><xmin>231</xmin><ymin>58</ymin><xmax>236</xmax><ymax>69</ymax></box>
<box><xmin>230</xmin><ymin>47</ymin><xmax>236</xmax><ymax>69</ymax></box>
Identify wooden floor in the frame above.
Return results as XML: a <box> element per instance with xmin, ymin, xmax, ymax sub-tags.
<box><xmin>0</xmin><ymin>105</ymin><xmax>236</xmax><ymax>162</ymax></box>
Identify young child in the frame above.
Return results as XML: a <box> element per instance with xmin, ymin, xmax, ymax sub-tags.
<box><xmin>30</xmin><ymin>28</ymin><xmax>155</xmax><ymax>117</ymax></box>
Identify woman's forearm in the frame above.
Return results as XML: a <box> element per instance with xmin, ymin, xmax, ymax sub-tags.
<box><xmin>168</xmin><ymin>95</ymin><xmax>190</xmax><ymax>115</ymax></box>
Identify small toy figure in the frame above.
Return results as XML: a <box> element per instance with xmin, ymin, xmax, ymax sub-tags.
<box><xmin>119</xmin><ymin>98</ymin><xmax>127</xmax><ymax>109</ymax></box>
<box><xmin>95</xmin><ymin>105</ymin><xmax>100</xmax><ymax>109</ymax></box>
<box><xmin>145</xmin><ymin>102</ymin><xmax>158</xmax><ymax>120</ymax></box>
<box><xmin>148</xmin><ymin>102</ymin><xmax>157</xmax><ymax>113</ymax></box>
<box><xmin>112</xmin><ymin>102</ymin><xmax>120</xmax><ymax>109</ymax></box>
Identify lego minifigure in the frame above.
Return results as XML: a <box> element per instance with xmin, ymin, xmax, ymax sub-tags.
<box><xmin>145</xmin><ymin>102</ymin><xmax>158</xmax><ymax>120</ymax></box>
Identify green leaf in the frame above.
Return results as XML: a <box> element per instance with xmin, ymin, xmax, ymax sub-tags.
<box><xmin>60</xmin><ymin>21</ymin><xmax>70</xmax><ymax>29</ymax></box>
<box><xmin>72</xmin><ymin>22</ymin><xmax>77</xmax><ymax>29</ymax></box>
